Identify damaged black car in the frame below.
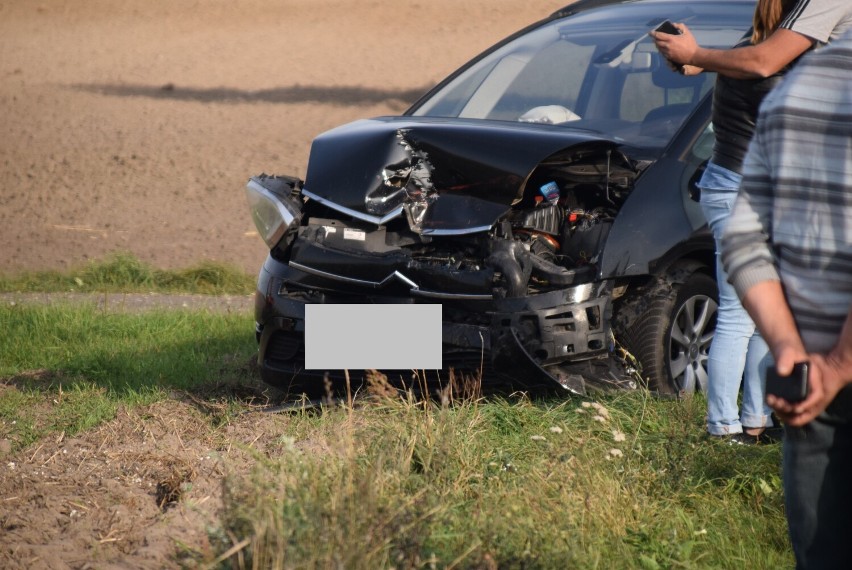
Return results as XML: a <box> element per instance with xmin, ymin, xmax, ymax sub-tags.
<box><xmin>246</xmin><ymin>0</ymin><xmax>757</xmax><ymax>397</ymax></box>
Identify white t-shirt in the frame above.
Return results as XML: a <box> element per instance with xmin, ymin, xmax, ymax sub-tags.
<box><xmin>780</xmin><ymin>0</ymin><xmax>852</xmax><ymax>45</ymax></box>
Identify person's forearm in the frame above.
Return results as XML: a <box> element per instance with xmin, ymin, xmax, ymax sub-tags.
<box><xmin>688</xmin><ymin>46</ymin><xmax>772</xmax><ymax>79</ymax></box>
<box><xmin>685</xmin><ymin>28</ymin><xmax>813</xmax><ymax>79</ymax></box>
<box><xmin>778</xmin><ymin>305</ymin><xmax>852</xmax><ymax>426</ymax></box>
<box><xmin>826</xmin><ymin>307</ymin><xmax>852</xmax><ymax>381</ymax></box>
<box><xmin>740</xmin><ymin>280</ymin><xmax>807</xmax><ymax>370</ymax></box>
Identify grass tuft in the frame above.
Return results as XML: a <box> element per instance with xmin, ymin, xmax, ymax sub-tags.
<box><xmin>215</xmin><ymin>384</ymin><xmax>791</xmax><ymax>569</ymax></box>
<box><xmin>0</xmin><ymin>251</ymin><xmax>254</xmax><ymax>295</ymax></box>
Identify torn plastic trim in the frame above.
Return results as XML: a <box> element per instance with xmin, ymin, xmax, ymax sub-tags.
<box><xmin>563</xmin><ymin>282</ymin><xmax>595</xmax><ymax>304</ymax></box>
<box><xmin>288</xmin><ymin>260</ymin><xmax>494</xmax><ymax>300</ymax></box>
<box><xmin>305</xmin><ymin>186</ymin><xmax>496</xmax><ymax>236</ymax></box>
<box><xmin>496</xmin><ymin>327</ymin><xmax>586</xmax><ymax>395</ymax></box>
<box><xmin>420</xmin><ymin>224</ymin><xmax>495</xmax><ymax>236</ymax></box>
<box><xmin>302</xmin><ymin>188</ymin><xmax>404</xmax><ymax>226</ymax></box>
<box><xmin>412</xmin><ymin>289</ymin><xmax>493</xmax><ymax>301</ymax></box>
<box><xmin>289</xmin><ymin>260</ymin><xmax>417</xmax><ymax>288</ymax></box>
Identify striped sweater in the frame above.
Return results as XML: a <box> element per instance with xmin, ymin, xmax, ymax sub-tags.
<box><xmin>721</xmin><ymin>30</ymin><xmax>852</xmax><ymax>353</ymax></box>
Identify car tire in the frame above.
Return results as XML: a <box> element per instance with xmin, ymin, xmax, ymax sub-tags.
<box><xmin>616</xmin><ymin>266</ymin><xmax>718</xmax><ymax>396</ymax></box>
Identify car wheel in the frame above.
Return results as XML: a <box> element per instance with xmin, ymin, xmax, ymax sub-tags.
<box><xmin>616</xmin><ymin>267</ymin><xmax>718</xmax><ymax>396</ymax></box>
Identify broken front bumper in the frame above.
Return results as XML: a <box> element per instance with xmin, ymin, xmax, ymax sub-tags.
<box><xmin>254</xmin><ymin>255</ymin><xmax>617</xmax><ymax>396</ymax></box>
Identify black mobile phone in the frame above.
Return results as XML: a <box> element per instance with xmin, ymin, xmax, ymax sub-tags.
<box><xmin>766</xmin><ymin>362</ymin><xmax>810</xmax><ymax>403</ymax></box>
<box><xmin>654</xmin><ymin>20</ymin><xmax>682</xmax><ymax>35</ymax></box>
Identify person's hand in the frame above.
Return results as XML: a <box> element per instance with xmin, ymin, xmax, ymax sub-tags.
<box><xmin>765</xmin><ymin>343</ymin><xmax>815</xmax><ymax>424</ymax></box>
<box><xmin>680</xmin><ymin>64</ymin><xmax>703</xmax><ymax>76</ymax></box>
<box><xmin>662</xmin><ymin>57</ymin><xmax>702</xmax><ymax>76</ymax></box>
<box><xmin>650</xmin><ymin>22</ymin><xmax>697</xmax><ymax>66</ymax></box>
<box><xmin>767</xmin><ymin>353</ymin><xmax>848</xmax><ymax>426</ymax></box>
<box><xmin>663</xmin><ymin>57</ymin><xmax>680</xmax><ymax>73</ymax></box>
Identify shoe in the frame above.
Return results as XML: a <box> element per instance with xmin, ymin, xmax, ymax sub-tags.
<box><xmin>708</xmin><ymin>432</ymin><xmax>759</xmax><ymax>446</ymax></box>
<box><xmin>727</xmin><ymin>432</ymin><xmax>760</xmax><ymax>446</ymax></box>
<box><xmin>710</xmin><ymin>428</ymin><xmax>783</xmax><ymax>446</ymax></box>
<box><xmin>742</xmin><ymin>424</ymin><xmax>784</xmax><ymax>444</ymax></box>
<box><xmin>756</xmin><ymin>425</ymin><xmax>784</xmax><ymax>444</ymax></box>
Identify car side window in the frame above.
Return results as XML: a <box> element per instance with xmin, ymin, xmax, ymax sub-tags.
<box><xmin>684</xmin><ymin>119</ymin><xmax>716</xmax><ymax>206</ymax></box>
<box><xmin>692</xmin><ymin>121</ymin><xmax>716</xmax><ymax>161</ymax></box>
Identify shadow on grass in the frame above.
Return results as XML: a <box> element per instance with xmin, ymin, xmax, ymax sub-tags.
<box><xmin>3</xmin><ymin>331</ymin><xmax>518</xmax><ymax>423</ymax></box>
<box><xmin>2</xmin><ymin>309</ymin><xmax>256</xmax><ymax>394</ymax></box>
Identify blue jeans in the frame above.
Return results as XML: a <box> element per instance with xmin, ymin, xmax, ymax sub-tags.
<box><xmin>698</xmin><ymin>162</ymin><xmax>773</xmax><ymax>435</ymax></box>
<box><xmin>783</xmin><ymin>388</ymin><xmax>852</xmax><ymax>569</ymax></box>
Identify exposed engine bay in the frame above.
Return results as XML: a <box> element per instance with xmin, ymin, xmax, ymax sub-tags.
<box><xmin>267</xmin><ymin>124</ymin><xmax>642</xmax><ymax>303</ymax></box>
<box><xmin>249</xmin><ymin>120</ymin><xmax>650</xmax><ymax>395</ymax></box>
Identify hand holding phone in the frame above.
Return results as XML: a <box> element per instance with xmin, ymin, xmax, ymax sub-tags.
<box><xmin>654</xmin><ymin>20</ymin><xmax>682</xmax><ymax>36</ymax></box>
<box><xmin>766</xmin><ymin>362</ymin><xmax>810</xmax><ymax>403</ymax></box>
<box><xmin>653</xmin><ymin>21</ymin><xmax>685</xmax><ymax>73</ymax></box>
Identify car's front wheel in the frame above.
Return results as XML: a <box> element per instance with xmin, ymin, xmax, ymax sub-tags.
<box><xmin>616</xmin><ymin>265</ymin><xmax>718</xmax><ymax>396</ymax></box>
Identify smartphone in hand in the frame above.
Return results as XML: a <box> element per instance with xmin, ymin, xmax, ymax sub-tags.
<box><xmin>766</xmin><ymin>362</ymin><xmax>810</xmax><ymax>403</ymax></box>
<box><xmin>654</xmin><ymin>20</ymin><xmax>682</xmax><ymax>35</ymax></box>
<box><xmin>653</xmin><ymin>20</ymin><xmax>685</xmax><ymax>73</ymax></box>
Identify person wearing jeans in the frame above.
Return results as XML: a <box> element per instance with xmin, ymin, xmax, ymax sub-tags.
<box><xmin>653</xmin><ymin>0</ymin><xmax>852</xmax><ymax>442</ymax></box>
<box><xmin>699</xmin><ymin>161</ymin><xmax>773</xmax><ymax>438</ymax></box>
<box><xmin>690</xmin><ymin>19</ymin><xmax>794</xmax><ymax>443</ymax></box>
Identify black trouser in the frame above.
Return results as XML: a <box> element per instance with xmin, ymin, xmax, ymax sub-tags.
<box><xmin>783</xmin><ymin>387</ymin><xmax>852</xmax><ymax>569</ymax></box>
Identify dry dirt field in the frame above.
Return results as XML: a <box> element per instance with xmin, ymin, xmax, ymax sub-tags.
<box><xmin>1</xmin><ymin>0</ymin><xmax>564</xmax><ymax>277</ymax></box>
<box><xmin>1</xmin><ymin>0</ymin><xmax>566</xmax><ymax>567</ymax></box>
<box><xmin>1</xmin><ymin>387</ymin><xmax>294</xmax><ymax>569</ymax></box>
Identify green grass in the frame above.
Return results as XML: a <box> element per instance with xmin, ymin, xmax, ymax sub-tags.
<box><xmin>218</xmin><ymin>391</ymin><xmax>791</xmax><ymax>569</ymax></box>
<box><xmin>0</xmin><ymin>302</ymin><xmax>256</xmax><ymax>449</ymax></box>
<box><xmin>0</xmin><ymin>281</ymin><xmax>793</xmax><ymax>568</ymax></box>
<box><xmin>0</xmin><ymin>251</ymin><xmax>254</xmax><ymax>295</ymax></box>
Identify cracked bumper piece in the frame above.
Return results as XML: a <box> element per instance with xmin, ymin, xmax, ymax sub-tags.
<box><xmin>254</xmin><ymin>256</ymin><xmax>613</xmax><ymax>396</ymax></box>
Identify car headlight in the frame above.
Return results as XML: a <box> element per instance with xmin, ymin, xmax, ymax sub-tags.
<box><xmin>246</xmin><ymin>177</ymin><xmax>303</xmax><ymax>250</ymax></box>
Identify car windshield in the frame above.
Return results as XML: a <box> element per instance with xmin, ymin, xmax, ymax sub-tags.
<box><xmin>410</xmin><ymin>2</ymin><xmax>753</xmax><ymax>147</ymax></box>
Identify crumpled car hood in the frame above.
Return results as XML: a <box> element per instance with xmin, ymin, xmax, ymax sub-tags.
<box><xmin>302</xmin><ymin>116</ymin><xmax>621</xmax><ymax>234</ymax></box>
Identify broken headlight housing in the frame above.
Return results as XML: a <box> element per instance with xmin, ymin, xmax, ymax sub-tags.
<box><xmin>246</xmin><ymin>175</ymin><xmax>303</xmax><ymax>250</ymax></box>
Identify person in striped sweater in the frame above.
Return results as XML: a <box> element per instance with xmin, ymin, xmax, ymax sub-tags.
<box><xmin>721</xmin><ymin>31</ymin><xmax>852</xmax><ymax>568</ymax></box>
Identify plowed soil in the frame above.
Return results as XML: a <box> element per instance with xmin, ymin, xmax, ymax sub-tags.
<box><xmin>1</xmin><ymin>1</ymin><xmax>564</xmax><ymax>567</ymax></box>
<box><xmin>0</xmin><ymin>385</ymin><xmax>297</xmax><ymax>569</ymax></box>
<box><xmin>1</xmin><ymin>0</ymin><xmax>562</xmax><ymax>276</ymax></box>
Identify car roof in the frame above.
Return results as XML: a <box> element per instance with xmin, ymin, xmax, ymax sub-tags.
<box><xmin>552</xmin><ymin>0</ymin><xmax>756</xmax><ymax>19</ymax></box>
